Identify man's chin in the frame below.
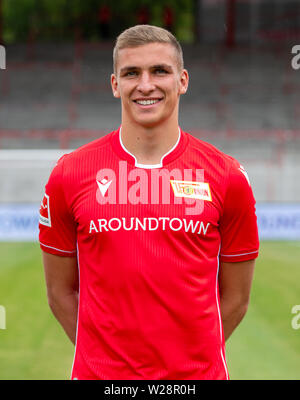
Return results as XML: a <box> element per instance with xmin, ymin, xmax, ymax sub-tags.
<box><xmin>132</xmin><ymin>115</ymin><xmax>169</xmax><ymax>129</ymax></box>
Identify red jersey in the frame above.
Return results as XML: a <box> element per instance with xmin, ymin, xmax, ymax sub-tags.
<box><xmin>39</xmin><ymin>127</ymin><xmax>259</xmax><ymax>380</ymax></box>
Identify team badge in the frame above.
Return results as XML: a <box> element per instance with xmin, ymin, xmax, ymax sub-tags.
<box><xmin>39</xmin><ymin>193</ymin><xmax>51</xmax><ymax>227</ymax></box>
<box><xmin>170</xmin><ymin>180</ymin><xmax>212</xmax><ymax>201</ymax></box>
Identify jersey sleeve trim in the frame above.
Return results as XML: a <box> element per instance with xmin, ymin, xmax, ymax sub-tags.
<box><xmin>219</xmin><ymin>249</ymin><xmax>259</xmax><ymax>263</ymax></box>
<box><xmin>40</xmin><ymin>241</ymin><xmax>77</xmax><ymax>255</ymax></box>
<box><xmin>220</xmin><ymin>250</ymin><xmax>259</xmax><ymax>257</ymax></box>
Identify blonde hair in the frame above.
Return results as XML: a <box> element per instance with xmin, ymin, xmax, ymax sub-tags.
<box><xmin>113</xmin><ymin>25</ymin><xmax>184</xmax><ymax>73</ymax></box>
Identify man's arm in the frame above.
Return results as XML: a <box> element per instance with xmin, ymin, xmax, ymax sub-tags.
<box><xmin>42</xmin><ymin>251</ymin><xmax>79</xmax><ymax>345</ymax></box>
<box><xmin>218</xmin><ymin>259</ymin><xmax>255</xmax><ymax>342</ymax></box>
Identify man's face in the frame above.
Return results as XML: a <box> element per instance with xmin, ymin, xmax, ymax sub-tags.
<box><xmin>111</xmin><ymin>42</ymin><xmax>189</xmax><ymax>129</ymax></box>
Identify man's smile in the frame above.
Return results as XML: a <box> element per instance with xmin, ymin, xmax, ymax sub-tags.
<box><xmin>133</xmin><ymin>98</ymin><xmax>163</xmax><ymax>107</ymax></box>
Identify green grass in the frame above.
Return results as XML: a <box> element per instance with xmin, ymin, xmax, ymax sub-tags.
<box><xmin>226</xmin><ymin>241</ymin><xmax>300</xmax><ymax>379</ymax></box>
<box><xmin>0</xmin><ymin>242</ymin><xmax>74</xmax><ymax>380</ymax></box>
<box><xmin>0</xmin><ymin>241</ymin><xmax>299</xmax><ymax>380</ymax></box>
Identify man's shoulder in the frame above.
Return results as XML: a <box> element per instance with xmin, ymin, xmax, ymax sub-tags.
<box><xmin>61</xmin><ymin>130</ymin><xmax>115</xmax><ymax>164</ymax></box>
<box><xmin>185</xmin><ymin>131</ymin><xmax>235</xmax><ymax>166</ymax></box>
<box><xmin>185</xmin><ymin>132</ymin><xmax>253</xmax><ymax>202</ymax></box>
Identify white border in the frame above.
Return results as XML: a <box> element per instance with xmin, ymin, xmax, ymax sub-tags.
<box><xmin>70</xmin><ymin>243</ymin><xmax>80</xmax><ymax>380</ymax></box>
<box><xmin>216</xmin><ymin>245</ymin><xmax>230</xmax><ymax>380</ymax></box>
<box><xmin>39</xmin><ymin>241</ymin><xmax>76</xmax><ymax>254</ymax></box>
<box><xmin>119</xmin><ymin>127</ymin><xmax>181</xmax><ymax>169</ymax></box>
<box><xmin>220</xmin><ymin>250</ymin><xmax>259</xmax><ymax>257</ymax></box>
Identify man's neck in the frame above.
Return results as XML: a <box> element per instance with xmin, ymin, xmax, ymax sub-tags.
<box><xmin>120</xmin><ymin>120</ymin><xmax>180</xmax><ymax>166</ymax></box>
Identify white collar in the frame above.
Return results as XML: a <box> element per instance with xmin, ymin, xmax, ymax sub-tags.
<box><xmin>119</xmin><ymin>127</ymin><xmax>181</xmax><ymax>169</ymax></box>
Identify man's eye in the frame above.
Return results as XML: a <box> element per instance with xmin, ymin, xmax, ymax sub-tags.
<box><xmin>125</xmin><ymin>71</ymin><xmax>137</xmax><ymax>76</ymax></box>
<box><xmin>154</xmin><ymin>68</ymin><xmax>168</xmax><ymax>74</ymax></box>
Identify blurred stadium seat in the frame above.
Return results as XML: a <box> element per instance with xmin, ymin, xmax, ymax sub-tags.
<box><xmin>0</xmin><ymin>0</ymin><xmax>300</xmax><ymax>381</ymax></box>
<box><xmin>0</xmin><ymin>1</ymin><xmax>299</xmax><ymax>211</ymax></box>
<box><xmin>0</xmin><ymin>41</ymin><xmax>300</xmax><ymax>204</ymax></box>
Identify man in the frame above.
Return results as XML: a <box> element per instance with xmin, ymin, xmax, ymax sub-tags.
<box><xmin>39</xmin><ymin>25</ymin><xmax>259</xmax><ymax>380</ymax></box>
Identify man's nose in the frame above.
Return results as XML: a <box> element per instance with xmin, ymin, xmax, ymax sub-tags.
<box><xmin>136</xmin><ymin>72</ymin><xmax>155</xmax><ymax>93</ymax></box>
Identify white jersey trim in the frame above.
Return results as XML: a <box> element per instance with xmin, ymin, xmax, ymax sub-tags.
<box><xmin>119</xmin><ymin>127</ymin><xmax>181</xmax><ymax>169</ymax></box>
<box><xmin>220</xmin><ymin>250</ymin><xmax>258</xmax><ymax>257</ymax></box>
<box><xmin>40</xmin><ymin>241</ymin><xmax>77</xmax><ymax>254</ymax></box>
<box><xmin>70</xmin><ymin>243</ymin><xmax>80</xmax><ymax>380</ymax></box>
<box><xmin>216</xmin><ymin>245</ymin><xmax>230</xmax><ymax>380</ymax></box>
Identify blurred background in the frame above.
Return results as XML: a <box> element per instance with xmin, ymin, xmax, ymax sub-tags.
<box><xmin>0</xmin><ymin>0</ymin><xmax>299</xmax><ymax>380</ymax></box>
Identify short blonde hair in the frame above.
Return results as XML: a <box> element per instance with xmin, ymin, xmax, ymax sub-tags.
<box><xmin>113</xmin><ymin>25</ymin><xmax>184</xmax><ymax>73</ymax></box>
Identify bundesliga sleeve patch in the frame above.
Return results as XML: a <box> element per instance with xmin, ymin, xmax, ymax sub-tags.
<box><xmin>39</xmin><ymin>193</ymin><xmax>51</xmax><ymax>227</ymax></box>
<box><xmin>170</xmin><ymin>180</ymin><xmax>212</xmax><ymax>201</ymax></box>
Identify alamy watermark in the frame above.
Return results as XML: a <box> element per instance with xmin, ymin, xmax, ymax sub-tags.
<box><xmin>0</xmin><ymin>45</ymin><xmax>6</xmax><ymax>70</ymax></box>
<box><xmin>0</xmin><ymin>305</ymin><xmax>6</xmax><ymax>329</ymax></box>
<box><xmin>291</xmin><ymin>305</ymin><xmax>300</xmax><ymax>330</ymax></box>
<box><xmin>291</xmin><ymin>45</ymin><xmax>300</xmax><ymax>70</ymax></box>
<box><xmin>95</xmin><ymin>162</ymin><xmax>208</xmax><ymax>216</ymax></box>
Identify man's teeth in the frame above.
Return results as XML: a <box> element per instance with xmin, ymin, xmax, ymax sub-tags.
<box><xmin>136</xmin><ymin>99</ymin><xmax>160</xmax><ymax>105</ymax></box>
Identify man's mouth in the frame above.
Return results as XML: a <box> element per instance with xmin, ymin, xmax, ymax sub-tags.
<box><xmin>133</xmin><ymin>98</ymin><xmax>162</xmax><ymax>106</ymax></box>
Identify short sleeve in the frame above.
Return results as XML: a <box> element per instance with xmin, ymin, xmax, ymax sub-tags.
<box><xmin>39</xmin><ymin>156</ymin><xmax>77</xmax><ymax>257</ymax></box>
<box><xmin>219</xmin><ymin>160</ymin><xmax>259</xmax><ymax>263</ymax></box>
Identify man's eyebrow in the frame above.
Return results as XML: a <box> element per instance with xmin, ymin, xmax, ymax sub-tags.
<box><xmin>151</xmin><ymin>64</ymin><xmax>173</xmax><ymax>70</ymax></box>
<box><xmin>120</xmin><ymin>66</ymin><xmax>138</xmax><ymax>74</ymax></box>
<box><xmin>120</xmin><ymin>64</ymin><xmax>174</xmax><ymax>74</ymax></box>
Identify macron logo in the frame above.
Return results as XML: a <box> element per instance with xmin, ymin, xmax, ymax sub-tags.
<box><xmin>97</xmin><ymin>178</ymin><xmax>112</xmax><ymax>197</ymax></box>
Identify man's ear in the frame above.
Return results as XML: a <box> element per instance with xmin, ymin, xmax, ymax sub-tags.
<box><xmin>179</xmin><ymin>69</ymin><xmax>189</xmax><ymax>95</ymax></box>
<box><xmin>111</xmin><ymin>73</ymin><xmax>120</xmax><ymax>98</ymax></box>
